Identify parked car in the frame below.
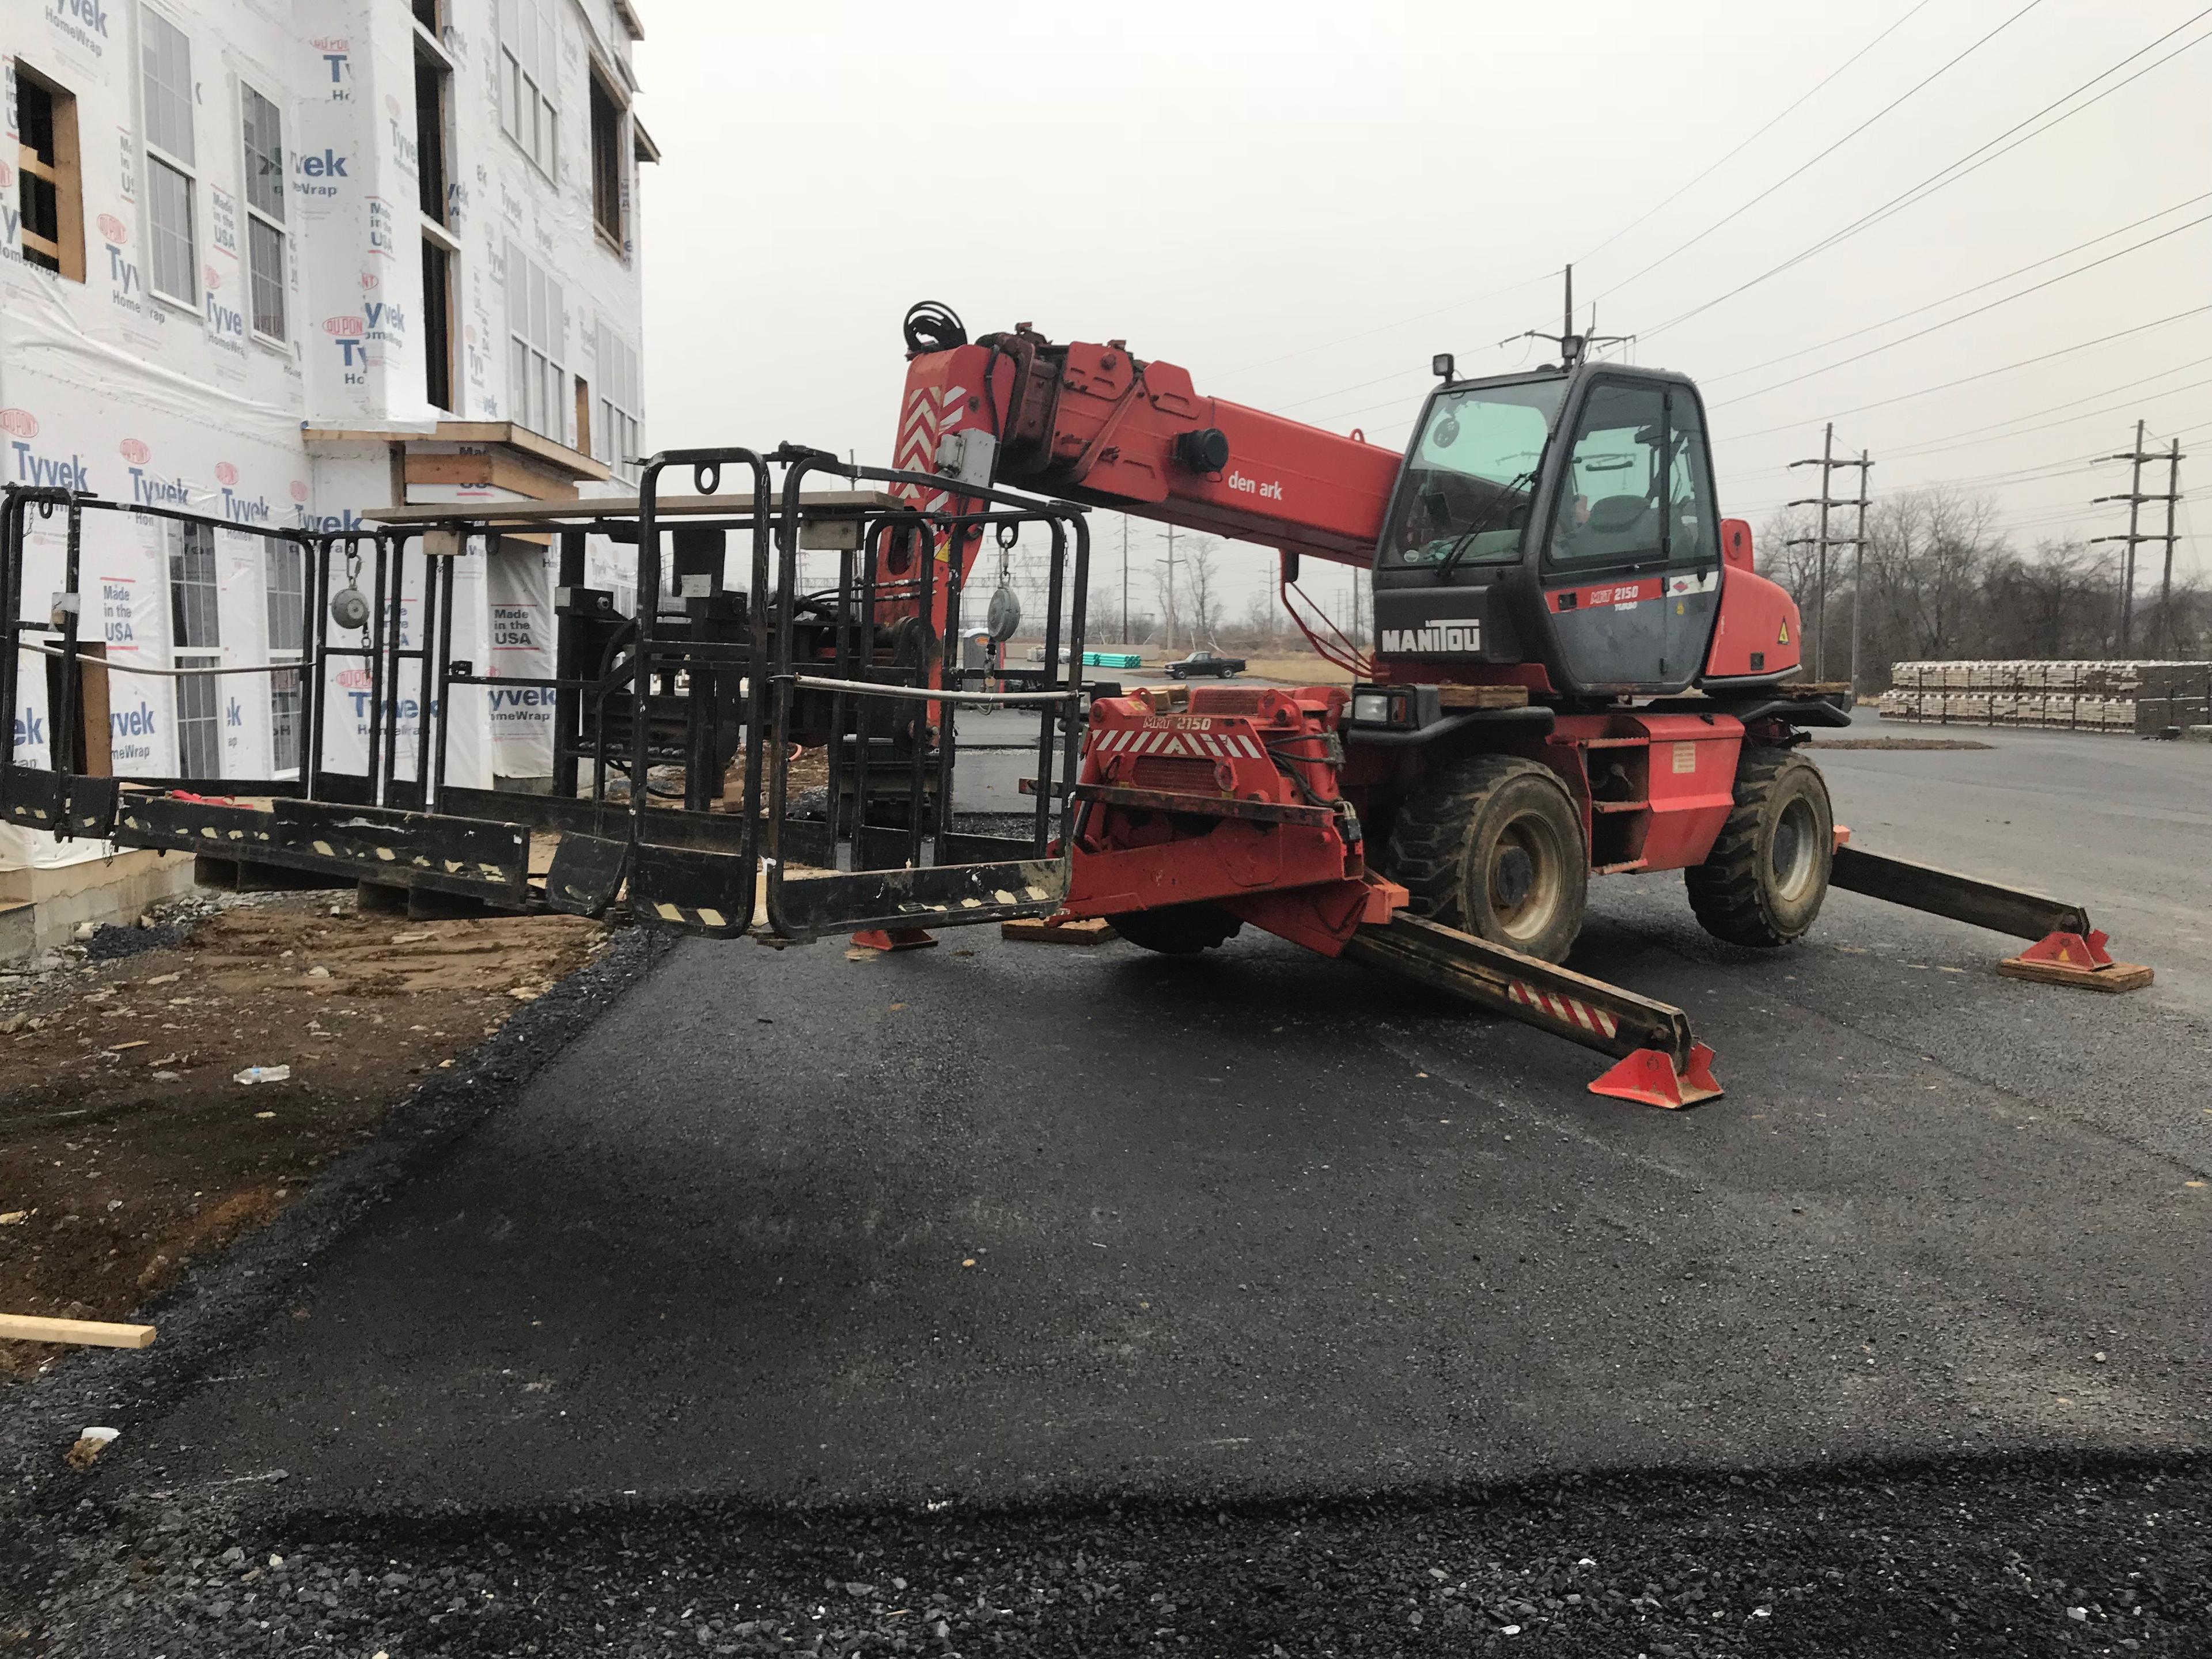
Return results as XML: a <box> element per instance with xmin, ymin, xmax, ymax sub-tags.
<box><xmin>1163</xmin><ymin>649</ymin><xmax>1246</xmax><ymax>680</ymax></box>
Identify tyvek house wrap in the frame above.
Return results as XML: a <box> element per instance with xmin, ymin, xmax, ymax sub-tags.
<box><xmin>2</xmin><ymin>0</ymin><xmax>652</xmax><ymax>870</ymax></box>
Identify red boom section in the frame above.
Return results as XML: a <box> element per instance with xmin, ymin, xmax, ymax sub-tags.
<box><xmin>899</xmin><ymin>331</ymin><xmax>1401</xmax><ymax>572</ymax></box>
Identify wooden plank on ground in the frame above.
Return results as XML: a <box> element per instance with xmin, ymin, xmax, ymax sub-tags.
<box><xmin>1995</xmin><ymin>957</ymin><xmax>2154</xmax><ymax>993</ymax></box>
<box><xmin>1002</xmin><ymin>915</ymin><xmax>1117</xmax><ymax>945</ymax></box>
<box><xmin>0</xmin><ymin>1313</ymin><xmax>157</xmax><ymax>1349</ymax></box>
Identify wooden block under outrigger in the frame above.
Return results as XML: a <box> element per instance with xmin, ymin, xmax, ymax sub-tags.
<box><xmin>1002</xmin><ymin>915</ymin><xmax>1118</xmax><ymax>945</ymax></box>
<box><xmin>1996</xmin><ymin>930</ymin><xmax>2153</xmax><ymax>993</ymax></box>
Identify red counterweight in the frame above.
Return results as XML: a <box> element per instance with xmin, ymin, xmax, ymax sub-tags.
<box><xmin>1063</xmin><ymin>684</ymin><xmax>1399</xmax><ymax>942</ymax></box>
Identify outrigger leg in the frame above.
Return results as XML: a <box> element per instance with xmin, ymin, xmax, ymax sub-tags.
<box><xmin>1828</xmin><ymin>844</ymin><xmax>2153</xmax><ymax>993</ymax></box>
<box><xmin>1344</xmin><ymin>912</ymin><xmax>1723</xmax><ymax>1109</ymax></box>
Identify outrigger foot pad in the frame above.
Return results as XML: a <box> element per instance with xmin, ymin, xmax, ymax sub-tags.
<box><xmin>1589</xmin><ymin>1042</ymin><xmax>1724</xmax><ymax>1109</ymax></box>
<box><xmin>1996</xmin><ymin>929</ymin><xmax>2153</xmax><ymax>993</ymax></box>
<box><xmin>850</xmin><ymin>927</ymin><xmax>938</xmax><ymax>952</ymax></box>
<box><xmin>1002</xmin><ymin>915</ymin><xmax>1118</xmax><ymax>945</ymax></box>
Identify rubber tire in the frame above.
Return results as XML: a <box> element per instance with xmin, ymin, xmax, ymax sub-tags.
<box><xmin>1385</xmin><ymin>755</ymin><xmax>1589</xmax><ymax>964</ymax></box>
<box><xmin>1685</xmin><ymin>746</ymin><xmax>1834</xmax><ymax>948</ymax></box>
<box><xmin>1108</xmin><ymin>902</ymin><xmax>1244</xmax><ymax>956</ymax></box>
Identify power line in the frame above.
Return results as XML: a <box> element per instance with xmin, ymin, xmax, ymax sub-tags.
<box><xmin>1730</xmin><ymin>362</ymin><xmax>2212</xmax><ymax>481</ymax></box>
<box><xmin>1876</xmin><ymin>368</ymin><xmax>2212</xmax><ymax>460</ymax></box>
<box><xmin>1703</xmin><ymin>193</ymin><xmax>2212</xmax><ymax>385</ymax></box>
<box><xmin>1590</xmin><ymin>0</ymin><xmax>2048</xmax><ymax>304</ymax></box>
<box><xmin>1710</xmin><ymin>213</ymin><xmax>2212</xmax><ymax>408</ymax></box>
<box><xmin>2089</xmin><ymin>421</ymin><xmax>2187</xmax><ymax>650</ymax></box>
<box><xmin>1214</xmin><ymin>1</ymin><xmax>1944</xmax><ymax>391</ymax></box>
<box><xmin>1641</xmin><ymin>9</ymin><xmax>2212</xmax><ymax>342</ymax></box>
<box><xmin>1573</xmin><ymin>0</ymin><xmax>1940</xmax><ymax>270</ymax></box>
<box><xmin>1213</xmin><ymin>271</ymin><xmax>1555</xmax><ymax>383</ymax></box>
<box><xmin>1784</xmin><ymin>425</ymin><xmax>1874</xmax><ymax>687</ymax></box>
<box><xmin>1724</xmin><ymin>367</ymin><xmax>2212</xmax><ymax>488</ymax></box>
<box><xmin>1721</xmin><ymin>306</ymin><xmax>2212</xmax><ymax>441</ymax></box>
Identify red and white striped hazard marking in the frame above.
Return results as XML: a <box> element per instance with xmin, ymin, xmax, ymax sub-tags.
<box><xmin>1507</xmin><ymin>980</ymin><xmax>1620</xmax><ymax>1038</ymax></box>
<box><xmin>1090</xmin><ymin>728</ymin><xmax>1265</xmax><ymax>759</ymax></box>
<box><xmin>892</xmin><ymin>382</ymin><xmax>967</xmax><ymax>514</ymax></box>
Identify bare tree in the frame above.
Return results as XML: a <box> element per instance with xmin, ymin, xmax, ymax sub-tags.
<box><xmin>1181</xmin><ymin>537</ymin><xmax>1224</xmax><ymax>646</ymax></box>
<box><xmin>1234</xmin><ymin>583</ymin><xmax>1282</xmax><ymax>646</ymax></box>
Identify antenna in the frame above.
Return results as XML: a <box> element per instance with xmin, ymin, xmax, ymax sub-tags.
<box><xmin>1503</xmin><ymin>265</ymin><xmax>1634</xmax><ymax>369</ymax></box>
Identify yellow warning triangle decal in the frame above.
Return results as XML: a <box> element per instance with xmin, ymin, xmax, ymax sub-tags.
<box><xmin>1778</xmin><ymin>620</ymin><xmax>1790</xmax><ymax>643</ymax></box>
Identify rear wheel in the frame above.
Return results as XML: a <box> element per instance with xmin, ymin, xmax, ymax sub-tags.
<box><xmin>1108</xmin><ymin>902</ymin><xmax>1244</xmax><ymax>955</ymax></box>
<box><xmin>1385</xmin><ymin>755</ymin><xmax>1588</xmax><ymax>963</ymax></box>
<box><xmin>1685</xmin><ymin>746</ymin><xmax>1833</xmax><ymax>946</ymax></box>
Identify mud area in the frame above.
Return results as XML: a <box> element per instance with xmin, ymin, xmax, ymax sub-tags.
<box><xmin>0</xmin><ymin>888</ymin><xmax>605</xmax><ymax>1378</ymax></box>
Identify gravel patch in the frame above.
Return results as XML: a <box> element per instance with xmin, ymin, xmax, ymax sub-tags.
<box><xmin>4</xmin><ymin>1452</ymin><xmax>2203</xmax><ymax>1655</ymax></box>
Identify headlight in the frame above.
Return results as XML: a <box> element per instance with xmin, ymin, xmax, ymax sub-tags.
<box><xmin>1351</xmin><ymin>692</ymin><xmax>1391</xmax><ymax>725</ymax></box>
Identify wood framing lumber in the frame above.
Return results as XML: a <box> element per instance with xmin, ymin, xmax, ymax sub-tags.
<box><xmin>0</xmin><ymin>1313</ymin><xmax>157</xmax><ymax>1349</ymax></box>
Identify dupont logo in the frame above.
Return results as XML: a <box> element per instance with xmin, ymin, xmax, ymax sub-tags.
<box><xmin>97</xmin><ymin>213</ymin><xmax>126</xmax><ymax>244</ymax></box>
<box><xmin>52</xmin><ymin>0</ymin><xmax>110</xmax><ymax>36</ymax></box>
<box><xmin>359</xmin><ymin>270</ymin><xmax>380</xmax><ymax>290</ymax></box>
<box><xmin>289</xmin><ymin>480</ymin><xmax>310</xmax><ymax>503</ymax></box>
<box><xmin>119</xmin><ymin>437</ymin><xmax>150</xmax><ymax>464</ymax></box>
<box><xmin>323</xmin><ymin>315</ymin><xmax>365</xmax><ymax>338</ymax></box>
<box><xmin>203</xmin><ymin>263</ymin><xmax>222</xmax><ymax>291</ymax></box>
<box><xmin>2</xmin><ymin>410</ymin><xmax>41</xmax><ymax>440</ymax></box>
<box><xmin>336</xmin><ymin>668</ymin><xmax>372</xmax><ymax>691</ymax></box>
<box><xmin>384</xmin><ymin>94</ymin><xmax>402</xmax><ymax>120</ymax></box>
<box><xmin>0</xmin><ymin>162</ymin><xmax>12</xmax><ymax>190</ymax></box>
<box><xmin>214</xmin><ymin>461</ymin><xmax>239</xmax><ymax>487</ymax></box>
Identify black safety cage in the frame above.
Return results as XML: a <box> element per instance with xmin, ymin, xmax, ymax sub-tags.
<box><xmin>0</xmin><ymin>444</ymin><xmax>1091</xmax><ymax>941</ymax></box>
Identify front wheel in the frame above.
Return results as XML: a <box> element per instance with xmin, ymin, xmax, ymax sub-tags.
<box><xmin>1685</xmin><ymin>747</ymin><xmax>1834</xmax><ymax>947</ymax></box>
<box><xmin>1385</xmin><ymin>755</ymin><xmax>1589</xmax><ymax>964</ymax></box>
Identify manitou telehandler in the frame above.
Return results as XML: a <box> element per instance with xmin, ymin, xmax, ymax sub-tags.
<box><xmin>0</xmin><ymin>306</ymin><xmax>2149</xmax><ymax>1111</ymax></box>
<box><xmin>891</xmin><ymin>302</ymin><xmax>1830</xmax><ymax>969</ymax></box>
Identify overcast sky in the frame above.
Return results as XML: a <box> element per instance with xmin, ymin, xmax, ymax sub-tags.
<box><xmin>633</xmin><ymin>0</ymin><xmax>2211</xmax><ymax>625</ymax></box>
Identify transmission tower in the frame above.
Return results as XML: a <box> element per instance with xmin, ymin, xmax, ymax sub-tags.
<box><xmin>1786</xmin><ymin>423</ymin><xmax>1873</xmax><ymax>689</ymax></box>
<box><xmin>2090</xmin><ymin>420</ymin><xmax>2186</xmax><ymax>654</ymax></box>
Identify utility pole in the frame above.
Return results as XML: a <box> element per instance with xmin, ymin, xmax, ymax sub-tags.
<box><xmin>1786</xmin><ymin>424</ymin><xmax>1873</xmax><ymax>685</ymax></box>
<box><xmin>1509</xmin><ymin>264</ymin><xmax>1633</xmax><ymax>369</ymax></box>
<box><xmin>2156</xmin><ymin>437</ymin><xmax>2186</xmax><ymax>653</ymax></box>
<box><xmin>2090</xmin><ymin>420</ymin><xmax>2183</xmax><ymax>655</ymax></box>
<box><xmin>1120</xmin><ymin>514</ymin><xmax>1130</xmax><ymax>645</ymax></box>
<box><xmin>1846</xmin><ymin>446</ymin><xmax>1872</xmax><ymax>697</ymax></box>
<box><xmin>1162</xmin><ymin>526</ymin><xmax>1178</xmax><ymax>654</ymax></box>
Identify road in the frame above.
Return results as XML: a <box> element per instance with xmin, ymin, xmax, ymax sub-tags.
<box><xmin>9</xmin><ymin>714</ymin><xmax>2210</xmax><ymax>1654</ymax></box>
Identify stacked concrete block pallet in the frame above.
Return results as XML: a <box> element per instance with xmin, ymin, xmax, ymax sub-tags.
<box><xmin>1872</xmin><ymin>661</ymin><xmax>2212</xmax><ymax>736</ymax></box>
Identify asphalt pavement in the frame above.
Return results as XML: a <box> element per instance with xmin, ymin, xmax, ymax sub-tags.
<box><xmin>7</xmin><ymin>714</ymin><xmax>2209</xmax><ymax>1655</ymax></box>
<box><xmin>105</xmin><ymin>719</ymin><xmax>2212</xmax><ymax>1512</ymax></box>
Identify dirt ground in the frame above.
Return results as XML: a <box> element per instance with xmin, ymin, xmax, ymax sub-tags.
<box><xmin>0</xmin><ymin>889</ymin><xmax>605</xmax><ymax>1381</ymax></box>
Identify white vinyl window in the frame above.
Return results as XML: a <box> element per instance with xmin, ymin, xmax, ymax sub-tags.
<box><xmin>497</xmin><ymin>0</ymin><xmax>559</xmax><ymax>179</ymax></box>
<box><xmin>596</xmin><ymin>323</ymin><xmax>642</xmax><ymax>482</ymax></box>
<box><xmin>505</xmin><ymin>239</ymin><xmax>565</xmax><ymax>441</ymax></box>
<box><xmin>168</xmin><ymin>520</ymin><xmax>220</xmax><ymax>778</ymax></box>
<box><xmin>141</xmin><ymin>8</ymin><xmax>198</xmax><ymax>306</ymax></box>
<box><xmin>240</xmin><ymin>84</ymin><xmax>286</xmax><ymax>342</ymax></box>
<box><xmin>265</xmin><ymin>541</ymin><xmax>304</xmax><ymax>774</ymax></box>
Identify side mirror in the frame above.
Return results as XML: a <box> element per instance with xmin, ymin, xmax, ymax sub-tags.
<box><xmin>1719</xmin><ymin>517</ymin><xmax>1753</xmax><ymax>572</ymax></box>
<box><xmin>1431</xmin><ymin>353</ymin><xmax>1455</xmax><ymax>381</ymax></box>
<box><xmin>1281</xmin><ymin>550</ymin><xmax>1301</xmax><ymax>585</ymax></box>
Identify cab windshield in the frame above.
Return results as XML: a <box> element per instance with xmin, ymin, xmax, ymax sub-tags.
<box><xmin>1383</xmin><ymin>377</ymin><xmax>1567</xmax><ymax>569</ymax></box>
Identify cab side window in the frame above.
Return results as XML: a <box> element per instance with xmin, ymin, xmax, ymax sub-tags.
<box><xmin>1665</xmin><ymin>391</ymin><xmax>1719</xmax><ymax>567</ymax></box>
<box><xmin>1546</xmin><ymin>382</ymin><xmax>1665</xmax><ymax>569</ymax></box>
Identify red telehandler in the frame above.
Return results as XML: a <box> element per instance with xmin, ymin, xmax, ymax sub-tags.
<box><xmin>14</xmin><ymin>304</ymin><xmax>2142</xmax><ymax>1112</ymax></box>
<box><xmin>878</xmin><ymin>302</ymin><xmax>2149</xmax><ymax>1101</ymax></box>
